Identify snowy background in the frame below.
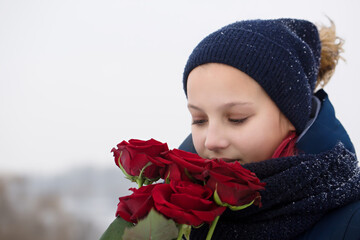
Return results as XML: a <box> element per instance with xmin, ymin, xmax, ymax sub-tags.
<box><xmin>1</xmin><ymin>0</ymin><xmax>359</xmax><ymax>239</ymax></box>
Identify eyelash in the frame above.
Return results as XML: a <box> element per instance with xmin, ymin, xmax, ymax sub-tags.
<box><xmin>192</xmin><ymin>119</ymin><xmax>207</xmax><ymax>125</ymax></box>
<box><xmin>229</xmin><ymin>118</ymin><xmax>248</xmax><ymax>124</ymax></box>
<box><xmin>192</xmin><ymin>118</ymin><xmax>248</xmax><ymax>125</ymax></box>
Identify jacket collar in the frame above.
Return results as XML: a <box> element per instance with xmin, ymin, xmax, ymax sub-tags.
<box><xmin>296</xmin><ymin>89</ymin><xmax>356</xmax><ymax>155</ymax></box>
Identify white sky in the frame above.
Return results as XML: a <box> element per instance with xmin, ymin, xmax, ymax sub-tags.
<box><xmin>1</xmin><ymin>0</ymin><xmax>359</xmax><ymax>176</ymax></box>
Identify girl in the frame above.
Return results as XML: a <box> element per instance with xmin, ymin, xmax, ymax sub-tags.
<box><xmin>179</xmin><ymin>18</ymin><xmax>360</xmax><ymax>239</ymax></box>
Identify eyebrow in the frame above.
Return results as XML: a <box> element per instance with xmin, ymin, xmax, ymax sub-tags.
<box><xmin>187</xmin><ymin>102</ymin><xmax>252</xmax><ymax>111</ymax></box>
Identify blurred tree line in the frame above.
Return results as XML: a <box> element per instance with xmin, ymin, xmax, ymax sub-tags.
<box><xmin>0</xmin><ymin>175</ymin><xmax>99</xmax><ymax>240</ymax></box>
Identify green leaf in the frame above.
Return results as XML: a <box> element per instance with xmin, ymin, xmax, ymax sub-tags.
<box><xmin>213</xmin><ymin>188</ymin><xmax>224</xmax><ymax>206</ymax></box>
<box><xmin>228</xmin><ymin>200</ymin><xmax>255</xmax><ymax>211</ymax></box>
<box><xmin>116</xmin><ymin>152</ymin><xmax>136</xmax><ymax>182</ymax></box>
<box><xmin>99</xmin><ymin>217</ymin><xmax>134</xmax><ymax>240</ymax></box>
<box><xmin>122</xmin><ymin>209</ymin><xmax>179</xmax><ymax>240</ymax></box>
<box><xmin>214</xmin><ymin>189</ymin><xmax>255</xmax><ymax>211</ymax></box>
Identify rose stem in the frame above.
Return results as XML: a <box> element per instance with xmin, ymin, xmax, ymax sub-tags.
<box><xmin>136</xmin><ymin>178</ymin><xmax>144</xmax><ymax>188</ymax></box>
<box><xmin>176</xmin><ymin>224</ymin><xmax>185</xmax><ymax>240</ymax></box>
<box><xmin>206</xmin><ymin>216</ymin><xmax>220</xmax><ymax>240</ymax></box>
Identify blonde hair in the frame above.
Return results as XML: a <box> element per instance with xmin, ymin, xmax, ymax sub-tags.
<box><xmin>315</xmin><ymin>20</ymin><xmax>345</xmax><ymax>89</ymax></box>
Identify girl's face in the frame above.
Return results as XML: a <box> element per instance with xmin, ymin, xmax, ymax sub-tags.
<box><xmin>187</xmin><ymin>63</ymin><xmax>295</xmax><ymax>164</ymax></box>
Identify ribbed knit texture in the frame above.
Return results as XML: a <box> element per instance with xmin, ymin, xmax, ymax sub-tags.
<box><xmin>183</xmin><ymin>19</ymin><xmax>321</xmax><ymax>133</ymax></box>
<box><xmin>190</xmin><ymin>143</ymin><xmax>360</xmax><ymax>239</ymax></box>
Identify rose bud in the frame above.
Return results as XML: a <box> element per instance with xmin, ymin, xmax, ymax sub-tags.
<box><xmin>152</xmin><ymin>180</ymin><xmax>226</xmax><ymax>226</ymax></box>
<box><xmin>206</xmin><ymin>159</ymin><xmax>266</xmax><ymax>210</ymax></box>
<box><xmin>112</xmin><ymin>139</ymin><xmax>169</xmax><ymax>182</ymax></box>
<box><xmin>116</xmin><ymin>184</ymin><xmax>158</xmax><ymax>223</ymax></box>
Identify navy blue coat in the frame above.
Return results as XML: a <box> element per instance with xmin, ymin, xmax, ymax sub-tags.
<box><xmin>179</xmin><ymin>90</ymin><xmax>360</xmax><ymax>239</ymax></box>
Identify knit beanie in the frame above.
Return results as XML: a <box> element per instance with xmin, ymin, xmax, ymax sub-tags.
<box><xmin>183</xmin><ymin>19</ymin><xmax>321</xmax><ymax>134</ymax></box>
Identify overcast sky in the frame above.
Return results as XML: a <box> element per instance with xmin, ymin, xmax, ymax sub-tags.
<box><xmin>1</xmin><ymin>0</ymin><xmax>359</xmax><ymax>176</ymax></box>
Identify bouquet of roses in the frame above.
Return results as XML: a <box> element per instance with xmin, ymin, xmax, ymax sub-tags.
<box><xmin>100</xmin><ymin>139</ymin><xmax>266</xmax><ymax>240</ymax></box>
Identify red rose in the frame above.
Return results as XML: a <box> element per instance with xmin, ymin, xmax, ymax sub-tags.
<box><xmin>152</xmin><ymin>180</ymin><xmax>226</xmax><ymax>226</ymax></box>
<box><xmin>161</xmin><ymin>149</ymin><xmax>211</xmax><ymax>182</ymax></box>
<box><xmin>116</xmin><ymin>184</ymin><xmax>158</xmax><ymax>223</ymax></box>
<box><xmin>112</xmin><ymin>139</ymin><xmax>169</xmax><ymax>180</ymax></box>
<box><xmin>206</xmin><ymin>160</ymin><xmax>266</xmax><ymax>208</ymax></box>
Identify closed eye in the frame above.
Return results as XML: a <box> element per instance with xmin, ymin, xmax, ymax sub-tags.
<box><xmin>229</xmin><ymin>118</ymin><xmax>248</xmax><ymax>124</ymax></box>
<box><xmin>192</xmin><ymin>119</ymin><xmax>207</xmax><ymax>125</ymax></box>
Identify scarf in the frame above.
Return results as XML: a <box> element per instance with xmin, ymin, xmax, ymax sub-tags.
<box><xmin>190</xmin><ymin>143</ymin><xmax>360</xmax><ymax>240</ymax></box>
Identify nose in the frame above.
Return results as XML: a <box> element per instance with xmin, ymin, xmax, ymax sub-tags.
<box><xmin>204</xmin><ymin>122</ymin><xmax>229</xmax><ymax>152</ymax></box>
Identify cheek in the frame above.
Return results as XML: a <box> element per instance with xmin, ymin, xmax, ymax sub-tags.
<box><xmin>251</xmin><ymin>116</ymin><xmax>287</xmax><ymax>158</ymax></box>
<box><xmin>232</xmin><ymin>125</ymin><xmax>268</xmax><ymax>157</ymax></box>
<box><xmin>233</xmin><ymin>117</ymin><xmax>284</xmax><ymax>162</ymax></box>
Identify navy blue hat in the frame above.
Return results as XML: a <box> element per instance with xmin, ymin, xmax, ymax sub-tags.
<box><xmin>183</xmin><ymin>19</ymin><xmax>321</xmax><ymax>133</ymax></box>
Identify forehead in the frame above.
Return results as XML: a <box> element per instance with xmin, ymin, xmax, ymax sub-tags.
<box><xmin>187</xmin><ymin>63</ymin><xmax>266</xmax><ymax>103</ymax></box>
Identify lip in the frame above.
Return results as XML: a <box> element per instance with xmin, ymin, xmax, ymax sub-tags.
<box><xmin>220</xmin><ymin>158</ymin><xmax>240</xmax><ymax>163</ymax></box>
